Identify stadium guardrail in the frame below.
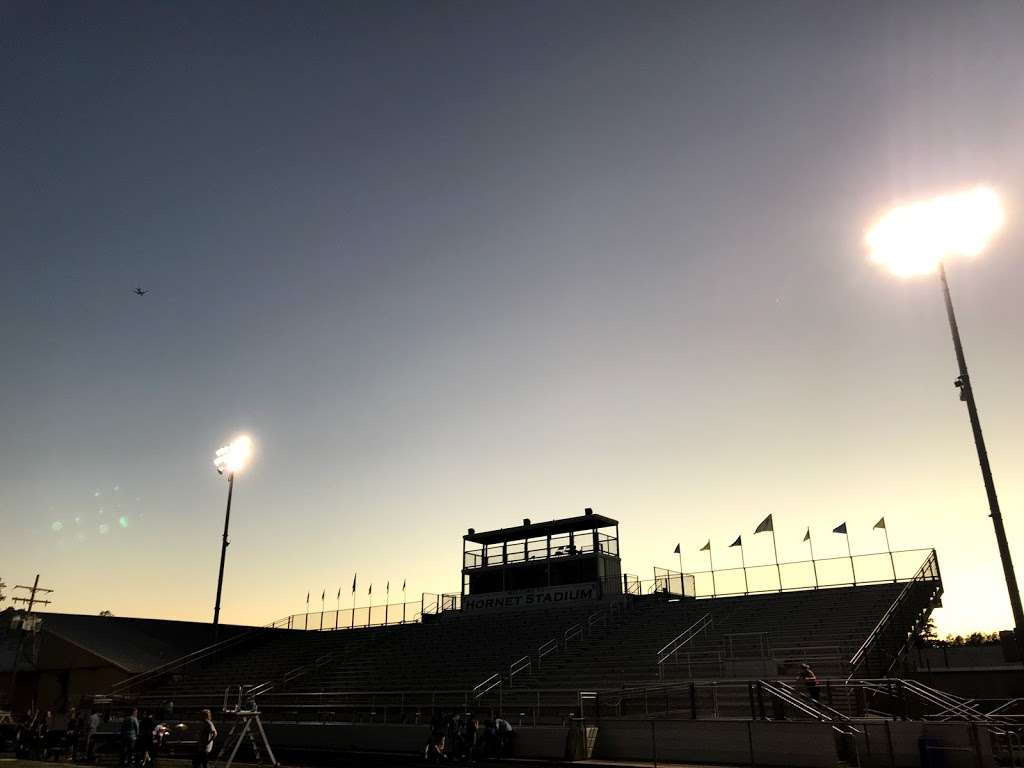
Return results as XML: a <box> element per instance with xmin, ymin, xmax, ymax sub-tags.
<box><xmin>847</xmin><ymin>548</ymin><xmax>941</xmax><ymax>679</ymax></box>
<box><xmin>657</xmin><ymin>612</ymin><xmax>713</xmax><ymax>678</ymax></box>
<box><xmin>111</xmin><ymin>624</ymin><xmax>273</xmax><ymax>694</ymax></box>
<box><xmin>637</xmin><ymin>547</ymin><xmax>937</xmax><ymax>599</ymax></box>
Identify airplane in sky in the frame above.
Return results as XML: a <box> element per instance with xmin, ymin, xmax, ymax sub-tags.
<box><xmin>133</xmin><ymin>287</ymin><xmax>148</xmax><ymax>296</ymax></box>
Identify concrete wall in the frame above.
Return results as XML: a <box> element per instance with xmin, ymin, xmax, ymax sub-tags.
<box><xmin>591</xmin><ymin>719</ymin><xmax>839</xmax><ymax>767</ymax></box>
<box><xmin>257</xmin><ymin>722</ymin><xmax>568</xmax><ymax>760</ymax></box>
<box><xmin>853</xmin><ymin>720</ymin><xmax>994</xmax><ymax>768</ymax></box>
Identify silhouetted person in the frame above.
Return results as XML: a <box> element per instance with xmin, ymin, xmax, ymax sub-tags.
<box><xmin>121</xmin><ymin>708</ymin><xmax>139</xmax><ymax>767</ymax></box>
<box><xmin>797</xmin><ymin>663</ymin><xmax>820</xmax><ymax>702</ymax></box>
<box><xmin>87</xmin><ymin>710</ymin><xmax>102</xmax><ymax>761</ymax></box>
<box><xmin>138</xmin><ymin>712</ymin><xmax>157</xmax><ymax>768</ymax></box>
<box><xmin>192</xmin><ymin>709</ymin><xmax>217</xmax><ymax>768</ymax></box>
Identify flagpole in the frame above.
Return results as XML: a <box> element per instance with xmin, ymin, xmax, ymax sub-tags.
<box><xmin>677</xmin><ymin>549</ymin><xmax>683</xmax><ymax>580</ymax></box>
<box><xmin>708</xmin><ymin>548</ymin><xmax>716</xmax><ymax>598</ymax></box>
<box><xmin>846</xmin><ymin>534</ymin><xmax>856</xmax><ymax>586</ymax></box>
<box><xmin>740</xmin><ymin>543</ymin><xmax>748</xmax><ymax>595</ymax></box>
<box><xmin>319</xmin><ymin>592</ymin><xmax>324</xmax><ymax>631</ymax></box>
<box><xmin>808</xmin><ymin>530</ymin><xmax>819</xmax><ymax>589</ymax></box>
<box><xmin>402</xmin><ymin>582</ymin><xmax>407</xmax><ymax>624</ymax></box>
<box><xmin>335</xmin><ymin>591</ymin><xmax>340</xmax><ymax>631</ymax></box>
<box><xmin>770</xmin><ymin>529</ymin><xmax>781</xmax><ymax>591</ymax></box>
<box><xmin>304</xmin><ymin>593</ymin><xmax>309</xmax><ymax>631</ymax></box>
<box><xmin>884</xmin><ymin>526</ymin><xmax>896</xmax><ymax>582</ymax></box>
<box><xmin>350</xmin><ymin>578</ymin><xmax>356</xmax><ymax>630</ymax></box>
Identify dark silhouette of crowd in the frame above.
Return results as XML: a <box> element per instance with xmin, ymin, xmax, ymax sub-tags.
<box><xmin>425</xmin><ymin>712</ymin><xmax>514</xmax><ymax>763</ymax></box>
<box><xmin>5</xmin><ymin>704</ymin><xmax>176</xmax><ymax>766</ymax></box>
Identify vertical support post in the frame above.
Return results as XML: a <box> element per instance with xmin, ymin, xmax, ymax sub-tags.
<box><xmin>740</xmin><ymin>544</ymin><xmax>749</xmax><ymax>594</ymax></box>
<box><xmin>883</xmin><ymin>526</ymin><xmax>897</xmax><ymax>582</ymax></box>
<box><xmin>213</xmin><ymin>473</ymin><xmax>235</xmax><ymax>640</ymax></box>
<box><xmin>808</xmin><ymin>531</ymin><xmax>819</xmax><ymax>589</ymax></box>
<box><xmin>770</xmin><ymin>529</ymin><xmax>781</xmax><ymax>591</ymax></box>
<box><xmin>846</xmin><ymin>534</ymin><xmax>856</xmax><ymax>586</ymax></box>
<box><xmin>939</xmin><ymin>263</ymin><xmax>1024</xmax><ymax>659</ymax></box>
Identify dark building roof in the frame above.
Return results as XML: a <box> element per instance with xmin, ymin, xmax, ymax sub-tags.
<box><xmin>0</xmin><ymin>608</ymin><xmax>253</xmax><ymax>674</ymax></box>
<box><xmin>464</xmin><ymin>512</ymin><xmax>618</xmax><ymax>545</ymax></box>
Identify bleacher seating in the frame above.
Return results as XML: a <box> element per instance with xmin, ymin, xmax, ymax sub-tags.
<box><xmin>128</xmin><ymin>577</ymin><xmax>940</xmax><ymax>724</ymax></box>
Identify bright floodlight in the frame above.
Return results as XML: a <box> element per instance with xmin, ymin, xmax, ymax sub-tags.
<box><xmin>866</xmin><ymin>186</ymin><xmax>1004</xmax><ymax>277</ymax></box>
<box><xmin>214</xmin><ymin>434</ymin><xmax>254</xmax><ymax>476</ymax></box>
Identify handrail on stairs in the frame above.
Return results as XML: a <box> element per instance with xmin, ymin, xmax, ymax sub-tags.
<box><xmin>847</xmin><ymin>549</ymin><xmax>941</xmax><ymax>679</ymax></box>
<box><xmin>472</xmin><ymin>672</ymin><xmax>503</xmax><ymax>699</ymax></box>
<box><xmin>657</xmin><ymin>612</ymin><xmax>713</xmax><ymax>676</ymax></box>
<box><xmin>509</xmin><ymin>655</ymin><xmax>532</xmax><ymax>681</ymax></box>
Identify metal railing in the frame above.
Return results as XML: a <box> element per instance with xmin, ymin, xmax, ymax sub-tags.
<box><xmin>538</xmin><ymin>639</ymin><xmax>558</xmax><ymax>665</ymax></box>
<box><xmin>268</xmin><ymin>599</ymin><xmax>424</xmax><ymax>633</ymax></box>
<box><xmin>464</xmin><ymin>532</ymin><xmax>619</xmax><ymax>569</ymax></box>
<box><xmin>633</xmin><ymin>548</ymin><xmax>937</xmax><ymax>599</ymax></box>
<box><xmin>509</xmin><ymin>655</ymin><xmax>532</xmax><ymax>682</ymax></box>
<box><xmin>587</xmin><ymin>610</ymin><xmax>608</xmax><ymax>634</ymax></box>
<box><xmin>848</xmin><ymin>549</ymin><xmax>941</xmax><ymax>679</ymax></box>
<box><xmin>657</xmin><ymin>613</ymin><xmax>712</xmax><ymax>677</ymax></box>
<box><xmin>111</xmin><ymin>625</ymin><xmax>271</xmax><ymax>693</ymax></box>
<box><xmin>472</xmin><ymin>673</ymin><xmax>503</xmax><ymax>699</ymax></box>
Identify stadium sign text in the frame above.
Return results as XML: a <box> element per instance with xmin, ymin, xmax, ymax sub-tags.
<box><xmin>462</xmin><ymin>583</ymin><xmax>600</xmax><ymax>612</ymax></box>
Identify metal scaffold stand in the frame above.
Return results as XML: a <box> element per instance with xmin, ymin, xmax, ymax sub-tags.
<box><xmin>217</xmin><ymin>685</ymin><xmax>278</xmax><ymax>768</ymax></box>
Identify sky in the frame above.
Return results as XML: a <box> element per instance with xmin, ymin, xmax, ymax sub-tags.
<box><xmin>2</xmin><ymin>0</ymin><xmax>1024</xmax><ymax>637</ymax></box>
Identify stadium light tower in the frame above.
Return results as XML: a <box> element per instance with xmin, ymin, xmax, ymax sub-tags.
<box><xmin>866</xmin><ymin>186</ymin><xmax>1024</xmax><ymax>658</ymax></box>
<box><xmin>212</xmin><ymin>434</ymin><xmax>254</xmax><ymax>639</ymax></box>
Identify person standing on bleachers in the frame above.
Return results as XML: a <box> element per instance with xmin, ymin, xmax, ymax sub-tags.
<box><xmin>192</xmin><ymin>709</ymin><xmax>217</xmax><ymax>768</ymax></box>
<box><xmin>797</xmin><ymin>664</ymin><xmax>820</xmax><ymax>702</ymax></box>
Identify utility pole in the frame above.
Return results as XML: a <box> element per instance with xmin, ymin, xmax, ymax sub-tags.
<box><xmin>7</xmin><ymin>575</ymin><xmax>53</xmax><ymax>711</ymax></box>
<box><xmin>11</xmin><ymin>575</ymin><xmax>53</xmax><ymax>612</ymax></box>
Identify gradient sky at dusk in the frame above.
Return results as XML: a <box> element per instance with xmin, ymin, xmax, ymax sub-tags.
<box><xmin>3</xmin><ymin>1</ymin><xmax>1024</xmax><ymax>636</ymax></box>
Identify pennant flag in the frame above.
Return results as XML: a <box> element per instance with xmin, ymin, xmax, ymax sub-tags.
<box><xmin>351</xmin><ymin>573</ymin><xmax>357</xmax><ymax>593</ymax></box>
<box><xmin>803</xmin><ymin>528</ymin><xmax>811</xmax><ymax>542</ymax></box>
<box><xmin>833</xmin><ymin>522</ymin><xmax>848</xmax><ymax>535</ymax></box>
<box><xmin>402</xmin><ymin>579</ymin><xmax>406</xmax><ymax>591</ymax></box>
<box><xmin>368</xmin><ymin>583</ymin><xmax>373</xmax><ymax>596</ymax></box>
<box><xmin>337</xmin><ymin>587</ymin><xmax>341</xmax><ymax>600</ymax></box>
<box><xmin>874</xmin><ymin>517</ymin><xmax>886</xmax><ymax>530</ymax></box>
<box><xmin>386</xmin><ymin>581</ymin><xmax>390</xmax><ymax>592</ymax></box>
<box><xmin>673</xmin><ymin>543</ymin><xmax>681</xmax><ymax>554</ymax></box>
<box><xmin>305</xmin><ymin>591</ymin><xmax>309</xmax><ymax>603</ymax></box>
<box><xmin>700</xmin><ymin>540</ymin><xmax>711</xmax><ymax>552</ymax></box>
<box><xmin>321</xmin><ymin>589</ymin><xmax>325</xmax><ymax>601</ymax></box>
<box><xmin>754</xmin><ymin>514</ymin><xmax>774</xmax><ymax>534</ymax></box>
<box><xmin>730</xmin><ymin>536</ymin><xmax>742</xmax><ymax>548</ymax></box>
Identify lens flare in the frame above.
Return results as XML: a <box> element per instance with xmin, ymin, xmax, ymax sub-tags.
<box><xmin>866</xmin><ymin>186</ymin><xmax>1004</xmax><ymax>277</ymax></box>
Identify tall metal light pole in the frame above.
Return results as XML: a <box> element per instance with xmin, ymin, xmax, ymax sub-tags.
<box><xmin>212</xmin><ymin>435</ymin><xmax>254</xmax><ymax>641</ymax></box>
<box><xmin>938</xmin><ymin>263</ymin><xmax>1024</xmax><ymax>657</ymax></box>
<box><xmin>867</xmin><ymin>186</ymin><xmax>1024</xmax><ymax>659</ymax></box>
